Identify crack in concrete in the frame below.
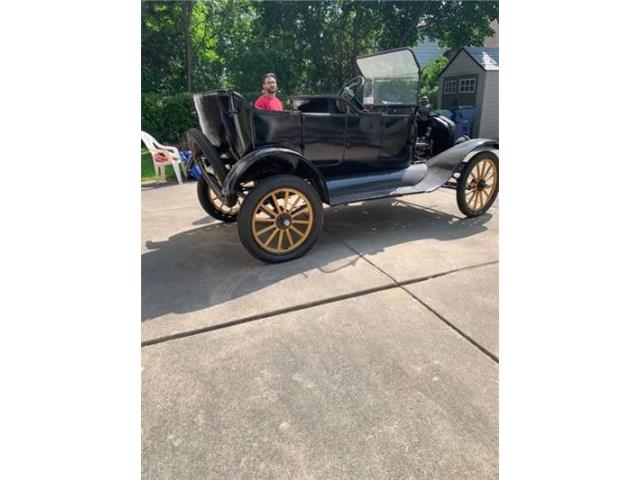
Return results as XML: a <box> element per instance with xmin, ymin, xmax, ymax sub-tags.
<box><xmin>141</xmin><ymin>258</ymin><xmax>498</xmax><ymax>348</ymax></box>
<box><xmin>326</xmin><ymin>229</ymin><xmax>499</xmax><ymax>364</ymax></box>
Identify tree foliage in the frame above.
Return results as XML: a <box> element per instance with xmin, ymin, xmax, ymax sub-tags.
<box><xmin>141</xmin><ymin>0</ymin><xmax>498</xmax><ymax>97</ymax></box>
<box><xmin>420</xmin><ymin>56</ymin><xmax>449</xmax><ymax>106</ymax></box>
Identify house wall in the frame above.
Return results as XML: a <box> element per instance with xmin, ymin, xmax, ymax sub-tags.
<box><xmin>479</xmin><ymin>71</ymin><xmax>499</xmax><ymax>139</ymax></box>
<box><xmin>484</xmin><ymin>20</ymin><xmax>499</xmax><ymax>48</ymax></box>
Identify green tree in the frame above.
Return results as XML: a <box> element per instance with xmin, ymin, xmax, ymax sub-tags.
<box><xmin>420</xmin><ymin>56</ymin><xmax>449</xmax><ymax>106</ymax></box>
<box><xmin>141</xmin><ymin>0</ymin><xmax>498</xmax><ymax>97</ymax></box>
<box><xmin>141</xmin><ymin>1</ymin><xmax>184</xmax><ymax>93</ymax></box>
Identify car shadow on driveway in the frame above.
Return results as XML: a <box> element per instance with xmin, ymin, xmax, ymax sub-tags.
<box><xmin>141</xmin><ymin>197</ymin><xmax>493</xmax><ymax>322</ymax></box>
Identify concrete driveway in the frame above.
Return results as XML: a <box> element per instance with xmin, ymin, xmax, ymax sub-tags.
<box><xmin>142</xmin><ymin>181</ymin><xmax>499</xmax><ymax>479</ymax></box>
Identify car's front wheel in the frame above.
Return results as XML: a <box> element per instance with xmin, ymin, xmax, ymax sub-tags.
<box><xmin>237</xmin><ymin>175</ymin><xmax>323</xmax><ymax>263</ymax></box>
<box><xmin>456</xmin><ymin>152</ymin><xmax>499</xmax><ymax>217</ymax></box>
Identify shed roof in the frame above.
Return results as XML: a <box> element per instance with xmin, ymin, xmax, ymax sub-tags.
<box><xmin>463</xmin><ymin>47</ymin><xmax>499</xmax><ymax>70</ymax></box>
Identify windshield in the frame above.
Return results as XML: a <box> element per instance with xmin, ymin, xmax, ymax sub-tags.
<box><xmin>356</xmin><ymin>49</ymin><xmax>420</xmax><ymax>105</ymax></box>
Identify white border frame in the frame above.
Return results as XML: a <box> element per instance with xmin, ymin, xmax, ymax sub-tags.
<box><xmin>443</xmin><ymin>79</ymin><xmax>457</xmax><ymax>95</ymax></box>
<box><xmin>458</xmin><ymin>77</ymin><xmax>476</xmax><ymax>94</ymax></box>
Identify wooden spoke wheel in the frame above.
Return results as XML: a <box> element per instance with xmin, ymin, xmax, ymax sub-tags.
<box><xmin>196</xmin><ymin>177</ymin><xmax>241</xmax><ymax>223</ymax></box>
<box><xmin>238</xmin><ymin>175</ymin><xmax>323</xmax><ymax>263</ymax></box>
<box><xmin>185</xmin><ymin>128</ymin><xmax>227</xmax><ymax>184</ymax></box>
<box><xmin>456</xmin><ymin>152</ymin><xmax>499</xmax><ymax>217</ymax></box>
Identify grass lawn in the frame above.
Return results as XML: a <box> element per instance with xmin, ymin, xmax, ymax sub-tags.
<box><xmin>141</xmin><ymin>149</ymin><xmax>178</xmax><ymax>182</ymax></box>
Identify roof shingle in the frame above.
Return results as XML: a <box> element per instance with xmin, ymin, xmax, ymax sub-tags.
<box><xmin>463</xmin><ymin>47</ymin><xmax>499</xmax><ymax>70</ymax></box>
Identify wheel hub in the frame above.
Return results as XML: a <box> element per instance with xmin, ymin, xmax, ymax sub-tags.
<box><xmin>276</xmin><ymin>213</ymin><xmax>293</xmax><ymax>230</ymax></box>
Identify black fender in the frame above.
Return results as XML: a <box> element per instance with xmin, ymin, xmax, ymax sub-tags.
<box><xmin>222</xmin><ymin>147</ymin><xmax>330</xmax><ymax>204</ymax></box>
<box><xmin>423</xmin><ymin>138</ymin><xmax>498</xmax><ymax>191</ymax></box>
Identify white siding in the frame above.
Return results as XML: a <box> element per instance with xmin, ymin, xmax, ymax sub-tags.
<box><xmin>437</xmin><ymin>50</ymin><xmax>483</xmax><ymax>109</ymax></box>
<box><xmin>442</xmin><ymin>50</ymin><xmax>484</xmax><ymax>76</ymax></box>
<box><xmin>479</xmin><ymin>71</ymin><xmax>499</xmax><ymax>139</ymax></box>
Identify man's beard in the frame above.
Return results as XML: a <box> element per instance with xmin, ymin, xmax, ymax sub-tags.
<box><xmin>266</xmin><ymin>87</ymin><xmax>277</xmax><ymax>94</ymax></box>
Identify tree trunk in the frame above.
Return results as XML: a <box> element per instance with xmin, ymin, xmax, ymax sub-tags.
<box><xmin>398</xmin><ymin>1</ymin><xmax>430</xmax><ymax>47</ymax></box>
<box><xmin>181</xmin><ymin>2</ymin><xmax>194</xmax><ymax>92</ymax></box>
<box><xmin>351</xmin><ymin>7</ymin><xmax>359</xmax><ymax>77</ymax></box>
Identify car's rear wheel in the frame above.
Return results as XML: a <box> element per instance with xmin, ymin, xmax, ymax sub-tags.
<box><xmin>238</xmin><ymin>175</ymin><xmax>323</xmax><ymax>263</ymax></box>
<box><xmin>196</xmin><ymin>177</ymin><xmax>241</xmax><ymax>223</ymax></box>
<box><xmin>456</xmin><ymin>152</ymin><xmax>499</xmax><ymax>217</ymax></box>
<box><xmin>185</xmin><ymin>128</ymin><xmax>227</xmax><ymax>186</ymax></box>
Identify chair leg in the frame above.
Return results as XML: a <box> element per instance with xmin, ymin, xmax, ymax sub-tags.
<box><xmin>173</xmin><ymin>161</ymin><xmax>183</xmax><ymax>184</ymax></box>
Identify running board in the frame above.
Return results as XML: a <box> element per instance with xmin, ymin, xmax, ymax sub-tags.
<box><xmin>326</xmin><ymin>138</ymin><xmax>498</xmax><ymax>205</ymax></box>
<box><xmin>327</xmin><ymin>164</ymin><xmax>433</xmax><ymax>206</ymax></box>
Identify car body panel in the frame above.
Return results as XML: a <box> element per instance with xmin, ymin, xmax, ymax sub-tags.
<box><xmin>222</xmin><ymin>146</ymin><xmax>330</xmax><ymax>203</ymax></box>
<box><xmin>423</xmin><ymin>138</ymin><xmax>499</xmax><ymax>191</ymax></box>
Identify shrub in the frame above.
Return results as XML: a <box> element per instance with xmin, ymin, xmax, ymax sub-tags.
<box><xmin>141</xmin><ymin>92</ymin><xmax>198</xmax><ymax>148</ymax></box>
<box><xmin>420</xmin><ymin>56</ymin><xmax>449</xmax><ymax>107</ymax></box>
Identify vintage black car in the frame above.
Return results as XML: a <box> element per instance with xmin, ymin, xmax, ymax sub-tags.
<box><xmin>186</xmin><ymin>48</ymin><xmax>498</xmax><ymax>263</ymax></box>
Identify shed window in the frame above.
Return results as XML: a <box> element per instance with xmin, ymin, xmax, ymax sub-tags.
<box><xmin>443</xmin><ymin>80</ymin><xmax>457</xmax><ymax>95</ymax></box>
<box><xmin>459</xmin><ymin>78</ymin><xmax>476</xmax><ymax>94</ymax></box>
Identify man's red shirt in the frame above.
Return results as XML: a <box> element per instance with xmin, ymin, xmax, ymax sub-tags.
<box><xmin>254</xmin><ymin>94</ymin><xmax>284</xmax><ymax>111</ymax></box>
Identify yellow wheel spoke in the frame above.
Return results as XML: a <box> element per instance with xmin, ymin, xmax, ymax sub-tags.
<box><xmin>473</xmin><ymin>191</ymin><xmax>480</xmax><ymax>209</ymax></box>
<box><xmin>264</xmin><ymin>228</ymin><xmax>279</xmax><ymax>247</ymax></box>
<box><xmin>469</xmin><ymin>190</ymin><xmax>478</xmax><ymax>207</ymax></box>
<box><xmin>256</xmin><ymin>224</ymin><xmax>276</xmax><ymax>236</ymax></box>
<box><xmin>284</xmin><ymin>191</ymin><xmax>290</xmax><ymax>212</ymax></box>
<box><xmin>290</xmin><ymin>225</ymin><xmax>305</xmax><ymax>237</ymax></box>
<box><xmin>259</xmin><ymin>205</ymin><xmax>276</xmax><ymax>218</ymax></box>
<box><xmin>485</xmin><ymin>160</ymin><xmax>493</xmax><ymax>178</ymax></box>
<box><xmin>292</xmin><ymin>219</ymin><xmax>310</xmax><ymax>224</ymax></box>
<box><xmin>285</xmin><ymin>229</ymin><xmax>294</xmax><ymax>248</ymax></box>
<box><xmin>271</xmin><ymin>194</ymin><xmax>282</xmax><ymax>214</ymax></box>
<box><xmin>480</xmin><ymin>160</ymin><xmax>489</xmax><ymax>180</ymax></box>
<box><xmin>277</xmin><ymin>230</ymin><xmax>284</xmax><ymax>251</ymax></box>
<box><xmin>291</xmin><ymin>207</ymin><xmax>310</xmax><ymax>219</ymax></box>
<box><xmin>484</xmin><ymin>162</ymin><xmax>493</xmax><ymax>180</ymax></box>
<box><xmin>289</xmin><ymin>195</ymin><xmax>302</xmax><ymax>212</ymax></box>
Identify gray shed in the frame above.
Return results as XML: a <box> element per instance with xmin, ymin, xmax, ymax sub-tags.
<box><xmin>437</xmin><ymin>47</ymin><xmax>499</xmax><ymax>139</ymax></box>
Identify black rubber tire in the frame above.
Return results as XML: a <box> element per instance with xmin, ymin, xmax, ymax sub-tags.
<box><xmin>456</xmin><ymin>151</ymin><xmax>499</xmax><ymax>217</ymax></box>
<box><xmin>185</xmin><ymin>128</ymin><xmax>227</xmax><ymax>186</ymax></box>
<box><xmin>196</xmin><ymin>177</ymin><xmax>239</xmax><ymax>223</ymax></box>
<box><xmin>238</xmin><ymin>175</ymin><xmax>323</xmax><ymax>263</ymax></box>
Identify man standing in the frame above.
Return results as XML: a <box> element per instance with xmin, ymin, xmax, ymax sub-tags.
<box><xmin>254</xmin><ymin>73</ymin><xmax>284</xmax><ymax>111</ymax></box>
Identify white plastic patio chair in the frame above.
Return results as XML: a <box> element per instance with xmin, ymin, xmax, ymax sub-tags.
<box><xmin>141</xmin><ymin>131</ymin><xmax>185</xmax><ymax>184</ymax></box>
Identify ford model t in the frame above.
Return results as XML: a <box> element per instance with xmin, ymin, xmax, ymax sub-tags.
<box><xmin>186</xmin><ymin>48</ymin><xmax>498</xmax><ymax>263</ymax></box>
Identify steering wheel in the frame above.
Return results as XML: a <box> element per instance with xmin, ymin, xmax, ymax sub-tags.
<box><xmin>338</xmin><ymin>75</ymin><xmax>366</xmax><ymax>111</ymax></box>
